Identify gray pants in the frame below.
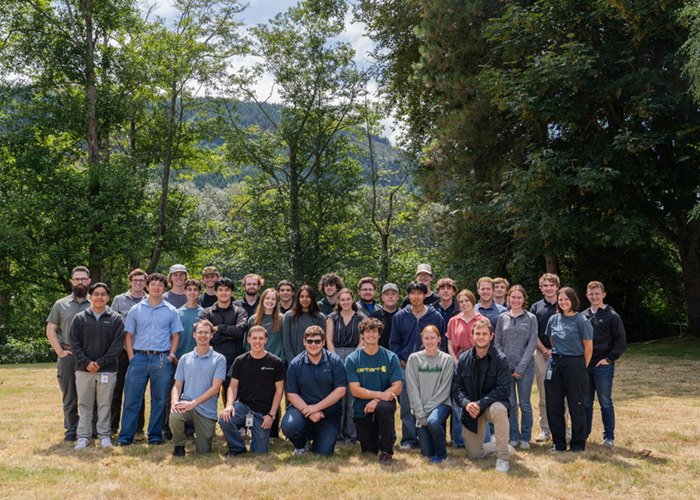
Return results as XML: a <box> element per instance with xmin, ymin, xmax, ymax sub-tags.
<box><xmin>57</xmin><ymin>355</ymin><xmax>80</xmax><ymax>439</ymax></box>
<box><xmin>335</xmin><ymin>347</ymin><xmax>357</xmax><ymax>443</ymax></box>
<box><xmin>170</xmin><ymin>409</ymin><xmax>216</xmax><ymax>454</ymax></box>
<box><xmin>75</xmin><ymin>371</ymin><xmax>117</xmax><ymax>440</ymax></box>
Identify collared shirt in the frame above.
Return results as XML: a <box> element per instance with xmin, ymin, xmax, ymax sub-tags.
<box><xmin>175</xmin><ymin>347</ymin><xmax>227</xmax><ymax>420</ymax></box>
<box><xmin>530</xmin><ymin>298</ymin><xmax>558</xmax><ymax>348</ymax></box>
<box><xmin>286</xmin><ymin>349</ymin><xmax>347</xmax><ymax>417</ymax></box>
<box><xmin>111</xmin><ymin>291</ymin><xmax>147</xmax><ymax>320</ymax></box>
<box><xmin>176</xmin><ymin>305</ymin><xmax>204</xmax><ymax>359</ymax></box>
<box><xmin>434</xmin><ymin>300</ymin><xmax>458</xmax><ymax>328</ymax></box>
<box><xmin>46</xmin><ymin>293</ymin><xmax>92</xmax><ymax>347</ymax></box>
<box><xmin>125</xmin><ymin>298</ymin><xmax>183</xmax><ymax>352</ymax></box>
<box><xmin>474</xmin><ymin>301</ymin><xmax>508</xmax><ymax>329</ymax></box>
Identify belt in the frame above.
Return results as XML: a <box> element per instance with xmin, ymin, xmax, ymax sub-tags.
<box><xmin>135</xmin><ymin>350</ymin><xmax>170</xmax><ymax>355</ymax></box>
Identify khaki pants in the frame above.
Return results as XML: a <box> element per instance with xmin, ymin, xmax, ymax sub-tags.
<box><xmin>169</xmin><ymin>409</ymin><xmax>216</xmax><ymax>454</ymax></box>
<box><xmin>75</xmin><ymin>371</ymin><xmax>117</xmax><ymax>440</ymax></box>
<box><xmin>534</xmin><ymin>350</ymin><xmax>569</xmax><ymax>432</ymax></box>
<box><xmin>462</xmin><ymin>402</ymin><xmax>510</xmax><ymax>461</ymax></box>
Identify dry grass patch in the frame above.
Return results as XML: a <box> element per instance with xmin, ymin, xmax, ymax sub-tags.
<box><xmin>1</xmin><ymin>337</ymin><xmax>699</xmax><ymax>499</ymax></box>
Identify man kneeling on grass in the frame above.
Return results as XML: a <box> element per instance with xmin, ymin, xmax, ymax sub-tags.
<box><xmin>281</xmin><ymin>326</ymin><xmax>347</xmax><ymax>456</ymax></box>
<box><xmin>219</xmin><ymin>326</ymin><xmax>286</xmax><ymax>456</ymax></box>
<box><xmin>452</xmin><ymin>319</ymin><xmax>513</xmax><ymax>473</ymax></box>
<box><xmin>170</xmin><ymin>320</ymin><xmax>226</xmax><ymax>457</ymax></box>
<box><xmin>345</xmin><ymin>317</ymin><xmax>402</xmax><ymax>466</ymax></box>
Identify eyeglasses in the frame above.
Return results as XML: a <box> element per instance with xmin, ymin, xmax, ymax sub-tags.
<box><xmin>305</xmin><ymin>339</ymin><xmax>323</xmax><ymax>345</ymax></box>
<box><xmin>359</xmin><ymin>288</ymin><xmax>375</xmax><ymax>293</ymax></box>
<box><xmin>72</xmin><ymin>278</ymin><xmax>90</xmax><ymax>283</ymax></box>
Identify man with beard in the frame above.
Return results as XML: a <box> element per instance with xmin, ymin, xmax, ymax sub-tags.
<box><xmin>234</xmin><ymin>274</ymin><xmax>263</xmax><ymax>318</ymax></box>
<box><xmin>46</xmin><ymin>266</ymin><xmax>94</xmax><ymax>442</ymax></box>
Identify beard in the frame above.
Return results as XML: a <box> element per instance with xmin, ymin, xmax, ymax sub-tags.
<box><xmin>73</xmin><ymin>284</ymin><xmax>88</xmax><ymax>299</ymax></box>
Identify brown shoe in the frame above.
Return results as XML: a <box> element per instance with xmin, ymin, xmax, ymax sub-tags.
<box><xmin>379</xmin><ymin>451</ymin><xmax>392</xmax><ymax>466</ymax></box>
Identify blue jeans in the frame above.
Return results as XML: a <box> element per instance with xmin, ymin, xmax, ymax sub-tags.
<box><xmin>219</xmin><ymin>402</ymin><xmax>270</xmax><ymax>453</ymax></box>
<box><xmin>281</xmin><ymin>406</ymin><xmax>342</xmax><ymax>457</ymax></box>
<box><xmin>118</xmin><ymin>352</ymin><xmax>171</xmax><ymax>444</ymax></box>
<box><xmin>416</xmin><ymin>404</ymin><xmax>451</xmax><ymax>459</ymax></box>
<box><xmin>509</xmin><ymin>364</ymin><xmax>535</xmax><ymax>442</ymax></box>
<box><xmin>585</xmin><ymin>362</ymin><xmax>615</xmax><ymax>441</ymax></box>
<box><xmin>451</xmin><ymin>406</ymin><xmax>464</xmax><ymax>446</ymax></box>
<box><xmin>399</xmin><ymin>366</ymin><xmax>417</xmax><ymax>447</ymax></box>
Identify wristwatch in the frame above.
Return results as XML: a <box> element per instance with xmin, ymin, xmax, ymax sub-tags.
<box><xmin>267</xmin><ymin>413</ymin><xmax>276</xmax><ymax>420</ymax></box>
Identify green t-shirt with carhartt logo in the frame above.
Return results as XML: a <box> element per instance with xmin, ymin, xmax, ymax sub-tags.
<box><xmin>345</xmin><ymin>346</ymin><xmax>403</xmax><ymax>419</ymax></box>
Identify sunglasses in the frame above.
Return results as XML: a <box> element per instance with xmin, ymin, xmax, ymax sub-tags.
<box><xmin>305</xmin><ymin>339</ymin><xmax>323</xmax><ymax>345</ymax></box>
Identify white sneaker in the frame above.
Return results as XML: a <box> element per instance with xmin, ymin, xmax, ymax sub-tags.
<box><xmin>100</xmin><ymin>438</ymin><xmax>113</xmax><ymax>448</ymax></box>
<box><xmin>495</xmin><ymin>459</ymin><xmax>509</xmax><ymax>473</ymax></box>
<box><xmin>400</xmin><ymin>443</ymin><xmax>413</xmax><ymax>450</ymax></box>
<box><xmin>519</xmin><ymin>441</ymin><xmax>530</xmax><ymax>450</ymax></box>
<box><xmin>293</xmin><ymin>448</ymin><xmax>306</xmax><ymax>455</ymax></box>
<box><xmin>603</xmin><ymin>438</ymin><xmax>614</xmax><ymax>447</ymax></box>
<box><xmin>535</xmin><ymin>430</ymin><xmax>551</xmax><ymax>442</ymax></box>
<box><xmin>75</xmin><ymin>438</ymin><xmax>89</xmax><ymax>450</ymax></box>
<box><xmin>508</xmin><ymin>440</ymin><xmax>519</xmax><ymax>448</ymax></box>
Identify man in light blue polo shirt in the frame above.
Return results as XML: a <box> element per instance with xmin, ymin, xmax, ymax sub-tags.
<box><xmin>118</xmin><ymin>273</ymin><xmax>183</xmax><ymax>446</ymax></box>
<box><xmin>281</xmin><ymin>325</ymin><xmax>347</xmax><ymax>456</ymax></box>
<box><xmin>474</xmin><ymin>277</ymin><xmax>508</xmax><ymax>329</ymax></box>
<box><xmin>170</xmin><ymin>319</ymin><xmax>226</xmax><ymax>457</ymax></box>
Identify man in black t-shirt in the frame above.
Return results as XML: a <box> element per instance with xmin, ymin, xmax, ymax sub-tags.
<box><xmin>219</xmin><ymin>326</ymin><xmax>285</xmax><ymax>456</ymax></box>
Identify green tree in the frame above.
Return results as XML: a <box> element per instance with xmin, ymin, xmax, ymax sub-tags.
<box><xmin>221</xmin><ymin>0</ymin><xmax>369</xmax><ymax>285</ymax></box>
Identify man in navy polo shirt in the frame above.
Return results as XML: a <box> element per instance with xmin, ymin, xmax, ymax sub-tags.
<box><xmin>118</xmin><ymin>273</ymin><xmax>183</xmax><ymax>446</ymax></box>
<box><xmin>281</xmin><ymin>325</ymin><xmax>347</xmax><ymax>456</ymax></box>
<box><xmin>170</xmin><ymin>320</ymin><xmax>226</xmax><ymax>457</ymax></box>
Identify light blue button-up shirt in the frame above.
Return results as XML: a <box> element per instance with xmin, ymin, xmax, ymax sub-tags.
<box><xmin>175</xmin><ymin>347</ymin><xmax>226</xmax><ymax>420</ymax></box>
<box><xmin>125</xmin><ymin>298</ymin><xmax>183</xmax><ymax>352</ymax></box>
<box><xmin>474</xmin><ymin>301</ymin><xmax>508</xmax><ymax>329</ymax></box>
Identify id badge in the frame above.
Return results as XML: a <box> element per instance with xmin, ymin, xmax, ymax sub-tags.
<box><xmin>546</xmin><ymin>364</ymin><xmax>553</xmax><ymax>380</ymax></box>
<box><xmin>245</xmin><ymin>412</ymin><xmax>254</xmax><ymax>428</ymax></box>
<box><xmin>101</xmin><ymin>373</ymin><xmax>109</xmax><ymax>384</ymax></box>
<box><xmin>415</xmin><ymin>419</ymin><xmax>422</xmax><ymax>428</ymax></box>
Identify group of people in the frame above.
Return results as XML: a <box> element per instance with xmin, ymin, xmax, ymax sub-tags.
<box><xmin>47</xmin><ymin>263</ymin><xmax>627</xmax><ymax>472</ymax></box>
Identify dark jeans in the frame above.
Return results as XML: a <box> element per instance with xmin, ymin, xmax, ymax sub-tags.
<box><xmin>585</xmin><ymin>362</ymin><xmax>616</xmax><ymax>441</ymax></box>
<box><xmin>353</xmin><ymin>399</ymin><xmax>397</xmax><ymax>455</ymax></box>
<box><xmin>545</xmin><ymin>354</ymin><xmax>588</xmax><ymax>451</ymax></box>
<box><xmin>111</xmin><ymin>349</ymin><xmax>145</xmax><ymax>433</ymax></box>
<box><xmin>222</xmin><ymin>361</ymin><xmax>234</xmax><ymax>407</ymax></box>
<box><xmin>281</xmin><ymin>407</ymin><xmax>341</xmax><ymax>456</ymax></box>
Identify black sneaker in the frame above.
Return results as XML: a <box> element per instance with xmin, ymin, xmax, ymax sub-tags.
<box><xmin>163</xmin><ymin>430</ymin><xmax>173</xmax><ymax>441</ymax></box>
<box><xmin>117</xmin><ymin>442</ymin><xmax>131</xmax><ymax>447</ymax></box>
<box><xmin>172</xmin><ymin>446</ymin><xmax>186</xmax><ymax>457</ymax></box>
<box><xmin>185</xmin><ymin>433</ymin><xmax>195</xmax><ymax>442</ymax></box>
<box><xmin>148</xmin><ymin>440</ymin><xmax>162</xmax><ymax>445</ymax></box>
<box><xmin>379</xmin><ymin>451</ymin><xmax>392</xmax><ymax>466</ymax></box>
<box><xmin>63</xmin><ymin>436</ymin><xmax>77</xmax><ymax>443</ymax></box>
<box><xmin>223</xmin><ymin>448</ymin><xmax>247</xmax><ymax>458</ymax></box>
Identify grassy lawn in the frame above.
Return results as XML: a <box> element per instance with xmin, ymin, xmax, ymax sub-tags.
<box><xmin>1</xmin><ymin>336</ymin><xmax>699</xmax><ymax>499</ymax></box>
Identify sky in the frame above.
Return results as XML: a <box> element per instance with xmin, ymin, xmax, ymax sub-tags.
<box><xmin>143</xmin><ymin>0</ymin><xmax>397</xmax><ymax>142</ymax></box>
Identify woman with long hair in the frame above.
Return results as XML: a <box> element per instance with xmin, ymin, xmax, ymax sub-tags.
<box><xmin>494</xmin><ymin>285</ymin><xmax>538</xmax><ymax>449</ymax></box>
<box><xmin>282</xmin><ymin>285</ymin><xmax>327</xmax><ymax>364</ymax></box>
<box><xmin>325</xmin><ymin>288</ymin><xmax>367</xmax><ymax>444</ymax></box>
<box><xmin>545</xmin><ymin>287</ymin><xmax>593</xmax><ymax>452</ymax></box>
<box><xmin>405</xmin><ymin>325</ymin><xmax>453</xmax><ymax>464</ymax></box>
<box><xmin>245</xmin><ymin>288</ymin><xmax>285</xmax><ymax>362</ymax></box>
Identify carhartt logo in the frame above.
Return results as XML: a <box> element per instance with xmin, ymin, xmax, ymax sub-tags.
<box><xmin>357</xmin><ymin>366</ymin><xmax>387</xmax><ymax>373</ymax></box>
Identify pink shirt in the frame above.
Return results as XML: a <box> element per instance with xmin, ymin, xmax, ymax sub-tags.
<box><xmin>446</xmin><ymin>312</ymin><xmax>485</xmax><ymax>354</ymax></box>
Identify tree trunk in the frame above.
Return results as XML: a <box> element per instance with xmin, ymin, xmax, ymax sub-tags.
<box><xmin>288</xmin><ymin>149</ymin><xmax>303</xmax><ymax>284</ymax></box>
<box><xmin>678</xmin><ymin>218</ymin><xmax>700</xmax><ymax>335</ymax></box>
<box><xmin>625</xmin><ymin>279</ymin><xmax>639</xmax><ymax>320</ymax></box>
<box><xmin>83</xmin><ymin>1</ymin><xmax>104</xmax><ymax>283</ymax></box>
<box><xmin>545</xmin><ymin>254</ymin><xmax>558</xmax><ymax>275</ymax></box>
<box><xmin>147</xmin><ymin>93</ymin><xmax>178</xmax><ymax>274</ymax></box>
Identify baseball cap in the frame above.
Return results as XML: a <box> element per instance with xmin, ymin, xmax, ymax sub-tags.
<box><xmin>382</xmin><ymin>283</ymin><xmax>399</xmax><ymax>294</ymax></box>
<box><xmin>169</xmin><ymin>264</ymin><xmax>187</xmax><ymax>274</ymax></box>
<box><xmin>416</xmin><ymin>264</ymin><xmax>433</xmax><ymax>276</ymax></box>
<box><xmin>201</xmin><ymin>266</ymin><xmax>220</xmax><ymax>276</ymax></box>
